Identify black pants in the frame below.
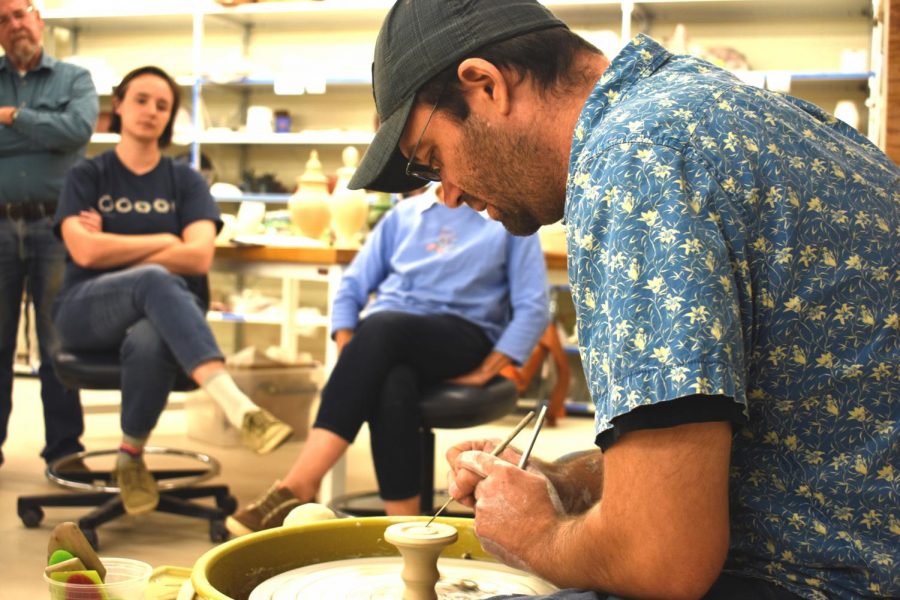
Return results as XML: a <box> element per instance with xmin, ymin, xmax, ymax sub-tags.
<box><xmin>491</xmin><ymin>573</ymin><xmax>802</xmax><ymax>599</ymax></box>
<box><xmin>314</xmin><ymin>311</ymin><xmax>492</xmax><ymax>500</ymax></box>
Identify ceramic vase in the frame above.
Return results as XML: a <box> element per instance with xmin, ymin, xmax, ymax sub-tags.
<box><xmin>289</xmin><ymin>150</ymin><xmax>331</xmax><ymax>240</ymax></box>
<box><xmin>834</xmin><ymin>100</ymin><xmax>860</xmax><ymax>130</ymax></box>
<box><xmin>330</xmin><ymin>146</ymin><xmax>369</xmax><ymax>247</ymax></box>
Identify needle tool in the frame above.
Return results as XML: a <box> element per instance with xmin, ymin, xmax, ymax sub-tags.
<box><xmin>516</xmin><ymin>401</ymin><xmax>549</xmax><ymax>469</ymax></box>
<box><xmin>426</xmin><ymin>409</ymin><xmax>536</xmax><ymax>526</ymax></box>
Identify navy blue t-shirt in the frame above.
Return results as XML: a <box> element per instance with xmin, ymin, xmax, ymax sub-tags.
<box><xmin>54</xmin><ymin>150</ymin><xmax>222</xmax><ymax>307</ymax></box>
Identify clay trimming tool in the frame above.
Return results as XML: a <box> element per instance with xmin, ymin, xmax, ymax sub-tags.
<box><xmin>426</xmin><ymin>409</ymin><xmax>536</xmax><ymax>526</ymax></box>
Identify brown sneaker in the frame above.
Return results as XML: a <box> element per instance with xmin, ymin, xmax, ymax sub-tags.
<box><xmin>240</xmin><ymin>409</ymin><xmax>292</xmax><ymax>454</ymax></box>
<box><xmin>113</xmin><ymin>458</ymin><xmax>159</xmax><ymax>515</ymax></box>
<box><xmin>56</xmin><ymin>456</ymin><xmax>91</xmax><ymax>474</ymax></box>
<box><xmin>226</xmin><ymin>481</ymin><xmax>301</xmax><ymax>537</ymax></box>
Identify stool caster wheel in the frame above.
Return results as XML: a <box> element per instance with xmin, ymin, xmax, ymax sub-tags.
<box><xmin>209</xmin><ymin>519</ymin><xmax>229</xmax><ymax>543</ymax></box>
<box><xmin>219</xmin><ymin>495</ymin><xmax>237</xmax><ymax>515</ymax></box>
<box><xmin>19</xmin><ymin>505</ymin><xmax>44</xmax><ymax>528</ymax></box>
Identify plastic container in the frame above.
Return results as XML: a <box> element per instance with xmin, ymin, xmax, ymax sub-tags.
<box><xmin>45</xmin><ymin>556</ymin><xmax>152</xmax><ymax>600</ymax></box>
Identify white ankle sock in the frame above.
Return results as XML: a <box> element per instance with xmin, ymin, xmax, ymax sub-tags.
<box><xmin>202</xmin><ymin>371</ymin><xmax>259</xmax><ymax>428</ymax></box>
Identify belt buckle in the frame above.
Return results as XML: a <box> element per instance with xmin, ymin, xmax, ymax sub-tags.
<box><xmin>8</xmin><ymin>204</ymin><xmax>23</xmax><ymax>220</ymax></box>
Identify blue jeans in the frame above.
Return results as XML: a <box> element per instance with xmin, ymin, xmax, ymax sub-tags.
<box><xmin>0</xmin><ymin>217</ymin><xmax>83</xmax><ymax>464</ymax></box>
<box><xmin>490</xmin><ymin>573</ymin><xmax>802</xmax><ymax>599</ymax></box>
<box><xmin>54</xmin><ymin>265</ymin><xmax>223</xmax><ymax>438</ymax></box>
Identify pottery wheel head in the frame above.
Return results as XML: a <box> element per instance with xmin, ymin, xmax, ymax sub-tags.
<box><xmin>384</xmin><ymin>521</ymin><xmax>458</xmax><ymax>546</ymax></box>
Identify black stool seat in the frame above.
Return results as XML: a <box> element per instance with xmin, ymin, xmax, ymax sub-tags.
<box><xmin>420</xmin><ymin>377</ymin><xmax>518</xmax><ymax>428</ymax></box>
<box><xmin>329</xmin><ymin>375</ymin><xmax>518</xmax><ymax>517</ymax></box>
<box><xmin>53</xmin><ymin>350</ymin><xmax>196</xmax><ymax>392</ymax></box>
<box><xmin>16</xmin><ymin>350</ymin><xmax>235</xmax><ymax>549</ymax></box>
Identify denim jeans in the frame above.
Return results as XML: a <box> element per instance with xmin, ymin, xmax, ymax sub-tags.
<box><xmin>54</xmin><ymin>265</ymin><xmax>223</xmax><ymax>438</ymax></box>
<box><xmin>0</xmin><ymin>217</ymin><xmax>83</xmax><ymax>464</ymax></box>
<box><xmin>489</xmin><ymin>573</ymin><xmax>802</xmax><ymax>599</ymax></box>
<box><xmin>314</xmin><ymin>311</ymin><xmax>493</xmax><ymax>500</ymax></box>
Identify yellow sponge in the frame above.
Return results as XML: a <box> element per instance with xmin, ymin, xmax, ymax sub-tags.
<box><xmin>49</xmin><ymin>569</ymin><xmax>109</xmax><ymax>600</ymax></box>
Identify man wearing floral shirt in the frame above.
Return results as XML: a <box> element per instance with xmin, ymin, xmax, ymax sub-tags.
<box><xmin>348</xmin><ymin>1</ymin><xmax>899</xmax><ymax>599</ymax></box>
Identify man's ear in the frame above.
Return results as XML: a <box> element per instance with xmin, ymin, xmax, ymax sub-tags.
<box><xmin>457</xmin><ymin>58</ymin><xmax>511</xmax><ymax>116</ymax></box>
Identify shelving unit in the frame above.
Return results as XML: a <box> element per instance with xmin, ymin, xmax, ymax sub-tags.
<box><xmin>38</xmin><ymin>0</ymin><xmax>887</xmax><ymax>388</ymax></box>
<box><xmin>42</xmin><ymin>0</ymin><xmax>884</xmax><ymax>193</ymax></box>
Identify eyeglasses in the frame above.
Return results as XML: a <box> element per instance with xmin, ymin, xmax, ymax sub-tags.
<box><xmin>404</xmin><ymin>96</ymin><xmax>442</xmax><ymax>183</ymax></box>
<box><xmin>0</xmin><ymin>4</ymin><xmax>35</xmax><ymax>28</ymax></box>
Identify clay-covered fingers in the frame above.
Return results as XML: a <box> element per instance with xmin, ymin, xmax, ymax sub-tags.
<box><xmin>446</xmin><ymin>438</ymin><xmax>522</xmax><ymax>473</ymax></box>
<box><xmin>465</xmin><ymin>460</ymin><xmax>560</xmax><ymax>572</ymax></box>
<box><xmin>447</xmin><ymin>449</ymin><xmax>486</xmax><ymax>507</ymax></box>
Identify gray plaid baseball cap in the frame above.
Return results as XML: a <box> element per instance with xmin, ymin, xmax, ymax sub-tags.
<box><xmin>348</xmin><ymin>0</ymin><xmax>566</xmax><ymax>193</ymax></box>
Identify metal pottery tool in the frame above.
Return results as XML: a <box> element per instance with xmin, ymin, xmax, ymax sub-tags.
<box><xmin>516</xmin><ymin>401</ymin><xmax>549</xmax><ymax>469</ymax></box>
<box><xmin>426</xmin><ymin>409</ymin><xmax>537</xmax><ymax>526</ymax></box>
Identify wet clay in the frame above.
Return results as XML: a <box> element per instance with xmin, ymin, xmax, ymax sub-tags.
<box><xmin>384</xmin><ymin>521</ymin><xmax>458</xmax><ymax>600</ymax></box>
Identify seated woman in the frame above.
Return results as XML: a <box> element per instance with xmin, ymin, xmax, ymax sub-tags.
<box><xmin>226</xmin><ymin>183</ymin><xmax>550</xmax><ymax>535</ymax></box>
<box><xmin>53</xmin><ymin>66</ymin><xmax>292</xmax><ymax>516</ymax></box>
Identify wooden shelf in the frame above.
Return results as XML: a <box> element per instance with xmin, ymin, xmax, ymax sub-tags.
<box><xmin>632</xmin><ymin>0</ymin><xmax>871</xmax><ymax>22</ymax></box>
<box><xmin>214</xmin><ymin>244</ymin><xmax>357</xmax><ymax>266</ymax></box>
<box><xmin>90</xmin><ymin>131</ymin><xmax>373</xmax><ymax>146</ymax></box>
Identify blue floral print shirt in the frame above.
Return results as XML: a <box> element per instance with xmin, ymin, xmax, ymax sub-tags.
<box><xmin>566</xmin><ymin>35</ymin><xmax>898</xmax><ymax>599</ymax></box>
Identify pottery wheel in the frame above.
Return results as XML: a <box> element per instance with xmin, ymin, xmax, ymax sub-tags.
<box><xmin>249</xmin><ymin>557</ymin><xmax>557</xmax><ymax>599</ymax></box>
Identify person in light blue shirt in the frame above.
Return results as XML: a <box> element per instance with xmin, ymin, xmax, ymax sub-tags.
<box><xmin>0</xmin><ymin>0</ymin><xmax>97</xmax><ymax>469</ymax></box>
<box><xmin>227</xmin><ymin>184</ymin><xmax>550</xmax><ymax>534</ymax></box>
<box><xmin>345</xmin><ymin>1</ymin><xmax>899</xmax><ymax>599</ymax></box>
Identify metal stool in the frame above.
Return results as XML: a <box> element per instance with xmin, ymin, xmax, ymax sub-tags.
<box><xmin>16</xmin><ymin>350</ymin><xmax>237</xmax><ymax>549</ymax></box>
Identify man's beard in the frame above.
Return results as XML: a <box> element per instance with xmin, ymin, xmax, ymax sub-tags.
<box><xmin>458</xmin><ymin>115</ymin><xmax>565</xmax><ymax>236</ymax></box>
<box><xmin>9</xmin><ymin>36</ymin><xmax>39</xmax><ymax>68</ymax></box>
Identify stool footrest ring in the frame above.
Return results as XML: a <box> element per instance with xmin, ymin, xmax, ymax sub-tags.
<box><xmin>46</xmin><ymin>447</ymin><xmax>221</xmax><ymax>493</ymax></box>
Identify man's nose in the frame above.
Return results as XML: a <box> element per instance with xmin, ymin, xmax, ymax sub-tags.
<box><xmin>441</xmin><ymin>182</ymin><xmax>463</xmax><ymax>208</ymax></box>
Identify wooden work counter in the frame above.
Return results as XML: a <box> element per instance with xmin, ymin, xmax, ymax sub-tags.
<box><xmin>214</xmin><ymin>244</ymin><xmax>358</xmax><ymax>266</ymax></box>
<box><xmin>214</xmin><ymin>243</ymin><xmax>567</xmax><ymax>273</ymax></box>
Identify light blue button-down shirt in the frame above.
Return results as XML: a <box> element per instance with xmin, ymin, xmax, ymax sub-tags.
<box><xmin>0</xmin><ymin>52</ymin><xmax>98</xmax><ymax>204</ymax></box>
<box><xmin>332</xmin><ymin>188</ymin><xmax>550</xmax><ymax>364</ymax></box>
<box><xmin>567</xmin><ymin>34</ymin><xmax>898</xmax><ymax>599</ymax></box>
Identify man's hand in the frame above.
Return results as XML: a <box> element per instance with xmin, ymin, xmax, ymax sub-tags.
<box><xmin>0</xmin><ymin>106</ymin><xmax>16</xmax><ymax>126</ymax></box>
<box><xmin>450</xmin><ymin>449</ymin><xmax>563</xmax><ymax>571</ymax></box>
<box><xmin>446</xmin><ymin>438</ymin><xmax>525</xmax><ymax>507</ymax></box>
<box><xmin>446</xmin><ymin>422</ymin><xmax>731</xmax><ymax>597</ymax></box>
<box><xmin>78</xmin><ymin>209</ymin><xmax>102</xmax><ymax>233</ymax></box>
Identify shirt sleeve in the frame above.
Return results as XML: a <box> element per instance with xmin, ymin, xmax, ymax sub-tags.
<box><xmin>492</xmin><ymin>233</ymin><xmax>550</xmax><ymax>364</ymax></box>
<box><xmin>53</xmin><ymin>157</ymin><xmax>99</xmax><ymax>239</ymax></box>
<box><xmin>567</xmin><ymin>141</ymin><xmax>748</xmax><ymax>436</ymax></box>
<box><xmin>330</xmin><ymin>205</ymin><xmax>398</xmax><ymax>334</ymax></box>
<box><xmin>9</xmin><ymin>66</ymin><xmax>98</xmax><ymax>152</ymax></box>
<box><xmin>596</xmin><ymin>393</ymin><xmax>746</xmax><ymax>451</ymax></box>
<box><xmin>176</xmin><ymin>163</ymin><xmax>222</xmax><ymax>234</ymax></box>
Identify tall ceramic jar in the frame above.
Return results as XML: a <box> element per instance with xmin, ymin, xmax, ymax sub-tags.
<box><xmin>289</xmin><ymin>150</ymin><xmax>331</xmax><ymax>241</ymax></box>
<box><xmin>330</xmin><ymin>146</ymin><xmax>369</xmax><ymax>247</ymax></box>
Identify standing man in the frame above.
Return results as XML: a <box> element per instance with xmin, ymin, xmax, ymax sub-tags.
<box><xmin>348</xmin><ymin>1</ymin><xmax>899</xmax><ymax>599</ymax></box>
<box><xmin>0</xmin><ymin>0</ymin><xmax>97</xmax><ymax>467</ymax></box>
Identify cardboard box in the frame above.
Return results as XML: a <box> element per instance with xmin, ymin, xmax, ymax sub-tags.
<box><xmin>185</xmin><ymin>365</ymin><xmax>322</xmax><ymax>447</ymax></box>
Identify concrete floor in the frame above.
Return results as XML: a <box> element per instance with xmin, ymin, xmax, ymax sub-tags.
<box><xmin>1</xmin><ymin>375</ymin><xmax>595</xmax><ymax>598</ymax></box>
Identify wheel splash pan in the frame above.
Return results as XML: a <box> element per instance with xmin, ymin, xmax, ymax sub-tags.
<box><xmin>192</xmin><ymin>516</ymin><xmax>491</xmax><ymax>600</ymax></box>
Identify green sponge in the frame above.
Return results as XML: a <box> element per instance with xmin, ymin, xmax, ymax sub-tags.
<box><xmin>48</xmin><ymin>549</ymin><xmax>75</xmax><ymax>566</ymax></box>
